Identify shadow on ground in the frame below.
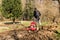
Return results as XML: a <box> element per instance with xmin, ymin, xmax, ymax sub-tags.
<box><xmin>4</xmin><ymin>22</ymin><xmax>20</xmax><ymax>24</ymax></box>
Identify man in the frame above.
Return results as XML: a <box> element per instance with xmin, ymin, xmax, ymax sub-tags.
<box><xmin>33</xmin><ymin>8</ymin><xmax>41</xmax><ymax>26</ymax></box>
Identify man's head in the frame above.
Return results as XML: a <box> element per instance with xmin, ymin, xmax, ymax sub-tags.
<box><xmin>34</xmin><ymin>8</ymin><xmax>37</xmax><ymax>10</ymax></box>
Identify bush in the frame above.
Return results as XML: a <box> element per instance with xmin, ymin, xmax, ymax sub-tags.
<box><xmin>2</xmin><ymin>0</ymin><xmax>22</xmax><ymax>23</ymax></box>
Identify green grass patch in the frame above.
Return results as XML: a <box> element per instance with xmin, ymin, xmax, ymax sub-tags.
<box><xmin>41</xmin><ymin>22</ymin><xmax>51</xmax><ymax>26</ymax></box>
<box><xmin>55</xmin><ymin>30</ymin><xmax>60</xmax><ymax>40</ymax></box>
<box><xmin>20</xmin><ymin>21</ymin><xmax>31</xmax><ymax>27</ymax></box>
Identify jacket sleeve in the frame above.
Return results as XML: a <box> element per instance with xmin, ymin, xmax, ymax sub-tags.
<box><xmin>39</xmin><ymin>11</ymin><xmax>41</xmax><ymax>16</ymax></box>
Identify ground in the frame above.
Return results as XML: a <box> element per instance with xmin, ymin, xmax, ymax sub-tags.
<box><xmin>0</xmin><ymin>21</ymin><xmax>60</xmax><ymax>40</ymax></box>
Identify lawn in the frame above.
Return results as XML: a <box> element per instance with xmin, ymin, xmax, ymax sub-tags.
<box><xmin>0</xmin><ymin>21</ymin><xmax>32</xmax><ymax>32</ymax></box>
<box><xmin>0</xmin><ymin>21</ymin><xmax>60</xmax><ymax>33</ymax></box>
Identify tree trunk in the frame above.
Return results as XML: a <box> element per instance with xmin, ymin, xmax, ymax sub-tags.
<box><xmin>57</xmin><ymin>0</ymin><xmax>60</xmax><ymax>19</ymax></box>
<box><xmin>58</xmin><ymin>0</ymin><xmax>60</xmax><ymax>13</ymax></box>
<box><xmin>13</xmin><ymin>18</ymin><xmax>15</xmax><ymax>24</ymax></box>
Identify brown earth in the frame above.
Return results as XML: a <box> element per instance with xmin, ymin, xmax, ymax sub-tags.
<box><xmin>0</xmin><ymin>25</ymin><xmax>59</xmax><ymax>40</ymax></box>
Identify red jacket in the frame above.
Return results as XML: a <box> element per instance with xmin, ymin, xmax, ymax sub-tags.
<box><xmin>30</xmin><ymin>21</ymin><xmax>36</xmax><ymax>26</ymax></box>
<box><xmin>27</xmin><ymin>21</ymin><xmax>37</xmax><ymax>31</ymax></box>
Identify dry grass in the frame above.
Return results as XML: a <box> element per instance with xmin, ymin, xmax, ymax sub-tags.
<box><xmin>0</xmin><ymin>21</ymin><xmax>60</xmax><ymax>33</ymax></box>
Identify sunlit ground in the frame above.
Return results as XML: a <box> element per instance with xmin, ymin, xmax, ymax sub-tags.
<box><xmin>0</xmin><ymin>21</ymin><xmax>60</xmax><ymax>33</ymax></box>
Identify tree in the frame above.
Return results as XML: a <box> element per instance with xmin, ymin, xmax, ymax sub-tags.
<box><xmin>23</xmin><ymin>0</ymin><xmax>34</xmax><ymax>20</ymax></box>
<box><xmin>53</xmin><ymin>0</ymin><xmax>60</xmax><ymax>12</ymax></box>
<box><xmin>2</xmin><ymin>0</ymin><xmax>22</xmax><ymax>23</ymax></box>
<box><xmin>58</xmin><ymin>0</ymin><xmax>60</xmax><ymax>13</ymax></box>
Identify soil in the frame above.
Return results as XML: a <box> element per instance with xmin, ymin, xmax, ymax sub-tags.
<box><xmin>0</xmin><ymin>25</ymin><xmax>59</xmax><ymax>40</ymax></box>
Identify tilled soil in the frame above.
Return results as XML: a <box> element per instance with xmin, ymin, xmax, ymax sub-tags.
<box><xmin>0</xmin><ymin>25</ymin><xmax>59</xmax><ymax>40</ymax></box>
